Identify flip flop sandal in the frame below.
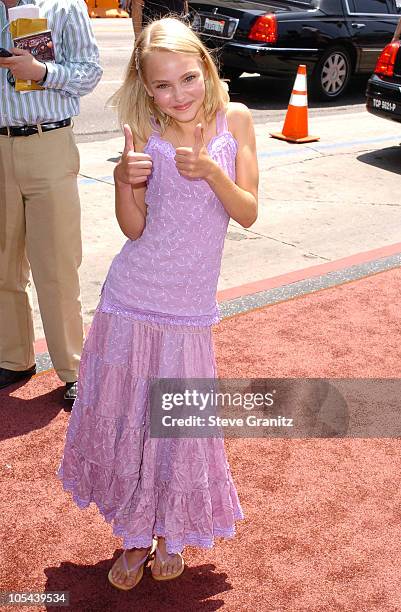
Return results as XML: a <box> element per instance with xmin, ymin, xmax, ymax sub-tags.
<box><xmin>108</xmin><ymin>537</ymin><xmax>157</xmax><ymax>591</ymax></box>
<box><xmin>151</xmin><ymin>547</ymin><xmax>185</xmax><ymax>581</ymax></box>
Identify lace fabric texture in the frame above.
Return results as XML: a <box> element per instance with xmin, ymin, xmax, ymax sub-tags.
<box><xmin>57</xmin><ymin>312</ymin><xmax>245</xmax><ymax>553</ymax></box>
<box><xmin>101</xmin><ymin>109</ymin><xmax>238</xmax><ymax>326</ymax></box>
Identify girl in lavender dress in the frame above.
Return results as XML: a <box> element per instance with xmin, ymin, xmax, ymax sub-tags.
<box><xmin>57</xmin><ymin>17</ymin><xmax>258</xmax><ymax>591</ymax></box>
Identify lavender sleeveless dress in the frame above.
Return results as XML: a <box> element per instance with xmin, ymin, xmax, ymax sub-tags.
<box><xmin>57</xmin><ymin>109</ymin><xmax>244</xmax><ymax>554</ymax></box>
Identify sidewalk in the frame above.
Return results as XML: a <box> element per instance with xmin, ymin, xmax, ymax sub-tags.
<box><xmin>31</xmin><ymin>109</ymin><xmax>401</xmax><ymax>341</ymax></box>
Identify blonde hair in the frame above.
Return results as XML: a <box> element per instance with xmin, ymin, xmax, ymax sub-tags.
<box><xmin>109</xmin><ymin>17</ymin><xmax>230</xmax><ymax>142</ymax></box>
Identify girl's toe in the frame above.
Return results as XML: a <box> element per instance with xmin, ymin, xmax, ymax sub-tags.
<box><xmin>111</xmin><ymin>560</ymin><xmax>125</xmax><ymax>584</ymax></box>
<box><xmin>165</xmin><ymin>563</ymin><xmax>172</xmax><ymax>576</ymax></box>
<box><xmin>124</xmin><ymin>575</ymin><xmax>134</xmax><ymax>587</ymax></box>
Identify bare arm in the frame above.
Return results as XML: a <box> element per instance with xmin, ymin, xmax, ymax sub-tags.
<box><xmin>114</xmin><ymin>181</ymin><xmax>146</xmax><ymax>241</ymax></box>
<box><xmin>205</xmin><ymin>104</ymin><xmax>258</xmax><ymax>227</ymax></box>
<box><xmin>114</xmin><ymin>125</ymin><xmax>151</xmax><ymax>240</ymax></box>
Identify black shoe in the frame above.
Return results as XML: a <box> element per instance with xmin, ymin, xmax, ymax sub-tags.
<box><xmin>64</xmin><ymin>381</ymin><xmax>78</xmax><ymax>402</ymax></box>
<box><xmin>0</xmin><ymin>365</ymin><xmax>36</xmax><ymax>390</ymax></box>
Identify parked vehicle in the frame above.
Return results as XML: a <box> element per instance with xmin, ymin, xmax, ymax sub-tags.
<box><xmin>189</xmin><ymin>0</ymin><xmax>401</xmax><ymax>100</ymax></box>
<box><xmin>366</xmin><ymin>18</ymin><xmax>401</xmax><ymax>123</ymax></box>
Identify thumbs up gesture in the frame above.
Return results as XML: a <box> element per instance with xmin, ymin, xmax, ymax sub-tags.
<box><xmin>114</xmin><ymin>124</ymin><xmax>153</xmax><ymax>186</ymax></box>
<box><xmin>175</xmin><ymin>123</ymin><xmax>213</xmax><ymax>180</ymax></box>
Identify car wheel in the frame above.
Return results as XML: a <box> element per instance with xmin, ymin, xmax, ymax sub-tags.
<box><xmin>220</xmin><ymin>67</ymin><xmax>243</xmax><ymax>81</ymax></box>
<box><xmin>311</xmin><ymin>47</ymin><xmax>351</xmax><ymax>101</ymax></box>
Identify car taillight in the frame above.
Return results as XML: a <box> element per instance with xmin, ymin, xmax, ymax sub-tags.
<box><xmin>374</xmin><ymin>41</ymin><xmax>400</xmax><ymax>77</ymax></box>
<box><xmin>248</xmin><ymin>14</ymin><xmax>277</xmax><ymax>43</ymax></box>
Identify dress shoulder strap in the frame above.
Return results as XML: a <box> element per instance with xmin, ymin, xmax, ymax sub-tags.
<box><xmin>145</xmin><ymin>116</ymin><xmax>162</xmax><ymax>150</ymax></box>
<box><xmin>149</xmin><ymin>115</ymin><xmax>161</xmax><ymax>135</ymax></box>
<box><xmin>215</xmin><ymin>108</ymin><xmax>229</xmax><ymax>135</ymax></box>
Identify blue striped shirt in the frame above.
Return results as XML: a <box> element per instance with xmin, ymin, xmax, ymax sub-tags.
<box><xmin>0</xmin><ymin>0</ymin><xmax>103</xmax><ymax>126</ymax></box>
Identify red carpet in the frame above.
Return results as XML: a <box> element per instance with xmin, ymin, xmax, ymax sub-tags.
<box><xmin>1</xmin><ymin>268</ymin><xmax>401</xmax><ymax>611</ymax></box>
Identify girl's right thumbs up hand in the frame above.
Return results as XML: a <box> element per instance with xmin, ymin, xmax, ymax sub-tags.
<box><xmin>114</xmin><ymin>124</ymin><xmax>153</xmax><ymax>186</ymax></box>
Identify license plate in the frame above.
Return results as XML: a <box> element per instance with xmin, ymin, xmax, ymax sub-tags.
<box><xmin>204</xmin><ymin>17</ymin><xmax>225</xmax><ymax>35</ymax></box>
<box><xmin>372</xmin><ymin>97</ymin><xmax>396</xmax><ymax>112</ymax></box>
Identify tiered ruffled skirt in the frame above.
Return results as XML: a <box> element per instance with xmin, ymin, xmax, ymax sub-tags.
<box><xmin>57</xmin><ymin>308</ymin><xmax>244</xmax><ymax>554</ymax></box>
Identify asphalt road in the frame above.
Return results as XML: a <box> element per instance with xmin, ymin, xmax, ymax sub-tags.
<box><xmin>75</xmin><ymin>18</ymin><xmax>370</xmax><ymax>142</ymax></box>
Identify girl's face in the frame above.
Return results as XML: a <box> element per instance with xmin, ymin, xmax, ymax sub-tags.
<box><xmin>143</xmin><ymin>50</ymin><xmax>207</xmax><ymax>124</ymax></box>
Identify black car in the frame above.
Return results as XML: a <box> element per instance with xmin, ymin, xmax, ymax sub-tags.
<box><xmin>189</xmin><ymin>0</ymin><xmax>401</xmax><ymax>100</ymax></box>
<box><xmin>366</xmin><ymin>19</ymin><xmax>401</xmax><ymax>122</ymax></box>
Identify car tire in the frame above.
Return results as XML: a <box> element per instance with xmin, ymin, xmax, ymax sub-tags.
<box><xmin>220</xmin><ymin>67</ymin><xmax>243</xmax><ymax>81</ymax></box>
<box><xmin>311</xmin><ymin>47</ymin><xmax>352</xmax><ymax>101</ymax></box>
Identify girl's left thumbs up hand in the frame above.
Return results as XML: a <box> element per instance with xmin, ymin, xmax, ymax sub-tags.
<box><xmin>175</xmin><ymin>123</ymin><xmax>215</xmax><ymax>180</ymax></box>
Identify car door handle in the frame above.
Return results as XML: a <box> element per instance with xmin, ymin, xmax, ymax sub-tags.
<box><xmin>351</xmin><ymin>23</ymin><xmax>366</xmax><ymax>28</ymax></box>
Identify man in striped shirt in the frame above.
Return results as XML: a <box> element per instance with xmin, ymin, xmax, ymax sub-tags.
<box><xmin>0</xmin><ymin>0</ymin><xmax>102</xmax><ymax>404</ymax></box>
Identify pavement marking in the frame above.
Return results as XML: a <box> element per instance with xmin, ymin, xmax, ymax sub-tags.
<box><xmin>79</xmin><ymin>174</ymin><xmax>114</xmax><ymax>185</ymax></box>
<box><xmin>219</xmin><ymin>260</ymin><xmax>401</xmax><ymax>325</ymax></box>
<box><xmin>308</xmin><ymin>135</ymin><xmax>401</xmax><ymax>151</ymax></box>
<box><xmin>99</xmin><ymin>47</ymin><xmax>132</xmax><ymax>50</ymax></box>
<box><xmin>35</xmin><ymin>352</ymin><xmax>54</xmax><ymax>376</ymax></box>
<box><xmin>219</xmin><ymin>253</ymin><xmax>401</xmax><ymax>321</ymax></box>
<box><xmin>96</xmin><ymin>80</ymin><xmax>124</xmax><ymax>84</ymax></box>
<box><xmin>218</xmin><ymin>242</ymin><xmax>401</xmax><ymax>302</ymax></box>
<box><xmin>258</xmin><ymin>134</ymin><xmax>401</xmax><ymax>159</ymax></box>
<box><xmin>95</xmin><ymin>29</ymin><xmax>132</xmax><ymax>32</ymax></box>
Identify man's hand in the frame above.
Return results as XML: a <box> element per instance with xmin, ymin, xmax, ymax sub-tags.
<box><xmin>0</xmin><ymin>48</ymin><xmax>47</xmax><ymax>81</ymax></box>
<box><xmin>114</xmin><ymin>124</ymin><xmax>153</xmax><ymax>186</ymax></box>
<box><xmin>174</xmin><ymin>124</ymin><xmax>215</xmax><ymax>180</ymax></box>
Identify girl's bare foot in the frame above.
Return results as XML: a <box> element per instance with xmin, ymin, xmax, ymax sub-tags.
<box><xmin>109</xmin><ymin>546</ymin><xmax>150</xmax><ymax>588</ymax></box>
<box><xmin>151</xmin><ymin>536</ymin><xmax>184</xmax><ymax>578</ymax></box>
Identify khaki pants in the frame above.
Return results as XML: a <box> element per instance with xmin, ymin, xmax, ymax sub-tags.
<box><xmin>0</xmin><ymin>125</ymin><xmax>84</xmax><ymax>382</ymax></box>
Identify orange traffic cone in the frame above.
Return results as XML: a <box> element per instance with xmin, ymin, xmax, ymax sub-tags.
<box><xmin>270</xmin><ymin>65</ymin><xmax>319</xmax><ymax>143</ymax></box>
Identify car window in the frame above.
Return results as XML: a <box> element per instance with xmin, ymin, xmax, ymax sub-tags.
<box><xmin>348</xmin><ymin>0</ymin><xmax>390</xmax><ymax>12</ymax></box>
